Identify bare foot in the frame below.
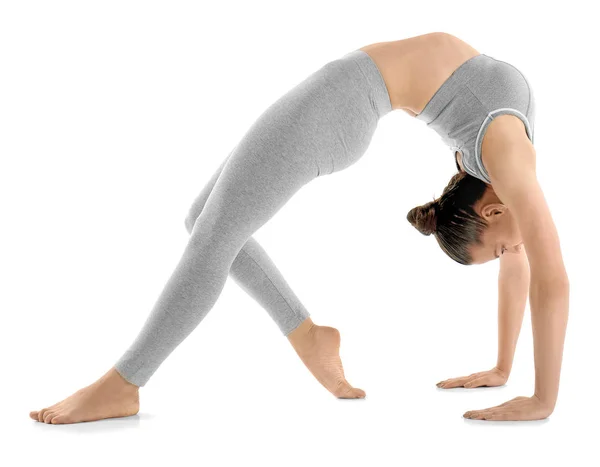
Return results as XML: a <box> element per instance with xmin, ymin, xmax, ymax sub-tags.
<box><xmin>288</xmin><ymin>318</ymin><xmax>365</xmax><ymax>399</ymax></box>
<box><xmin>29</xmin><ymin>367</ymin><xmax>140</xmax><ymax>424</ymax></box>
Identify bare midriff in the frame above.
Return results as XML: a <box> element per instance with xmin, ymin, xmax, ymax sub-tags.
<box><xmin>359</xmin><ymin>32</ymin><xmax>479</xmax><ymax>173</ymax></box>
<box><xmin>358</xmin><ymin>32</ymin><xmax>480</xmax><ymax>117</ymax></box>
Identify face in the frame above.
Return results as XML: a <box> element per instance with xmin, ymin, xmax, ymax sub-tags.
<box><xmin>468</xmin><ymin>202</ymin><xmax>523</xmax><ymax>264</ymax></box>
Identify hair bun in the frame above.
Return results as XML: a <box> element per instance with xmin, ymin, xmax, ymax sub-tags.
<box><xmin>406</xmin><ymin>201</ymin><xmax>438</xmax><ymax>236</ymax></box>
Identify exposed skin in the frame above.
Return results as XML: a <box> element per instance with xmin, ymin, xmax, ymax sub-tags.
<box><xmin>437</xmin><ymin>241</ymin><xmax>529</xmax><ymax>390</ymax></box>
<box><xmin>364</xmin><ymin>34</ymin><xmax>569</xmax><ymax>421</ymax></box>
<box><xmin>463</xmin><ymin>114</ymin><xmax>569</xmax><ymax>421</ymax></box>
<box><xmin>30</xmin><ymin>32</ymin><xmax>568</xmax><ymax>424</ymax></box>
<box><xmin>437</xmin><ymin>206</ymin><xmax>529</xmax><ymax>391</ymax></box>
<box><xmin>437</xmin><ymin>124</ymin><xmax>569</xmax><ymax>422</ymax></box>
<box><xmin>359</xmin><ymin>33</ymin><xmax>480</xmax><ymax>117</ymax></box>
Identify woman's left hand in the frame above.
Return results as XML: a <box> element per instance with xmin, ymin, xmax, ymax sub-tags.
<box><xmin>463</xmin><ymin>395</ymin><xmax>553</xmax><ymax>421</ymax></box>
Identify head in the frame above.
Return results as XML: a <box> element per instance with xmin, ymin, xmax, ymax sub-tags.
<box><xmin>406</xmin><ymin>171</ymin><xmax>523</xmax><ymax>265</ymax></box>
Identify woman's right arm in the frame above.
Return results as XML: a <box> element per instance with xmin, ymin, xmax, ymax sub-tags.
<box><xmin>496</xmin><ymin>243</ymin><xmax>530</xmax><ymax>377</ymax></box>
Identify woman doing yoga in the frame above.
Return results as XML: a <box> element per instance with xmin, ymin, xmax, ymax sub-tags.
<box><xmin>30</xmin><ymin>32</ymin><xmax>569</xmax><ymax>424</ymax></box>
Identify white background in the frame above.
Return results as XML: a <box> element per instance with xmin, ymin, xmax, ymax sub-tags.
<box><xmin>1</xmin><ymin>1</ymin><xmax>598</xmax><ymax>465</ymax></box>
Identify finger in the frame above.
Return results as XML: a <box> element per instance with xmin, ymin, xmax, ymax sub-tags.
<box><xmin>464</xmin><ymin>406</ymin><xmax>500</xmax><ymax>418</ymax></box>
<box><xmin>467</xmin><ymin>408</ymin><xmax>501</xmax><ymax>419</ymax></box>
<box><xmin>464</xmin><ymin>410</ymin><xmax>481</xmax><ymax>418</ymax></box>
<box><xmin>437</xmin><ymin>378</ymin><xmax>452</xmax><ymax>387</ymax></box>
<box><xmin>464</xmin><ymin>376</ymin><xmax>490</xmax><ymax>388</ymax></box>
<box><xmin>486</xmin><ymin>411</ymin><xmax>521</xmax><ymax>421</ymax></box>
<box><xmin>439</xmin><ymin>377</ymin><xmax>471</xmax><ymax>389</ymax></box>
<box><xmin>468</xmin><ymin>411</ymin><xmax>490</xmax><ymax>420</ymax></box>
<box><xmin>437</xmin><ymin>377</ymin><xmax>460</xmax><ymax>387</ymax></box>
<box><xmin>437</xmin><ymin>372</ymin><xmax>481</xmax><ymax>387</ymax></box>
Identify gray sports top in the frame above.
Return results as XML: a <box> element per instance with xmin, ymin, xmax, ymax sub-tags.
<box><xmin>416</xmin><ymin>54</ymin><xmax>535</xmax><ymax>184</ymax></box>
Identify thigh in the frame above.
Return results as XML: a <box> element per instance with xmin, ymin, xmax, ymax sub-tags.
<box><xmin>184</xmin><ymin>146</ymin><xmax>236</xmax><ymax>231</ymax></box>
<box><xmin>188</xmin><ymin>135</ymin><xmax>315</xmax><ymax>253</ymax></box>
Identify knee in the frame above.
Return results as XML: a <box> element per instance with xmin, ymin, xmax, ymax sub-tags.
<box><xmin>184</xmin><ymin>210</ymin><xmax>198</xmax><ymax>235</ymax></box>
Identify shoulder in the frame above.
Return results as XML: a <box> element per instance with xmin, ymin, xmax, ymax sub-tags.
<box><xmin>481</xmin><ymin>115</ymin><xmax>566</xmax><ymax>280</ymax></box>
<box><xmin>481</xmin><ymin>114</ymin><xmax>536</xmax><ymax>182</ymax></box>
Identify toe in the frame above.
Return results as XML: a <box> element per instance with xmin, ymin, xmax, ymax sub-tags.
<box><xmin>333</xmin><ymin>380</ymin><xmax>353</xmax><ymax>398</ymax></box>
<box><xmin>38</xmin><ymin>408</ymin><xmax>48</xmax><ymax>422</ymax></box>
<box><xmin>50</xmin><ymin>414</ymin><xmax>63</xmax><ymax>424</ymax></box>
<box><xmin>30</xmin><ymin>411</ymin><xmax>39</xmax><ymax>421</ymax></box>
<box><xmin>335</xmin><ymin>381</ymin><xmax>366</xmax><ymax>399</ymax></box>
<box><xmin>43</xmin><ymin>411</ymin><xmax>55</xmax><ymax>424</ymax></box>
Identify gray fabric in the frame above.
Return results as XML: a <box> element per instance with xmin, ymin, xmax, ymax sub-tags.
<box><xmin>183</xmin><ymin>147</ymin><xmax>310</xmax><ymax>336</ymax></box>
<box><xmin>114</xmin><ymin>49</ymin><xmax>392</xmax><ymax>386</ymax></box>
<box><xmin>416</xmin><ymin>54</ymin><xmax>535</xmax><ymax>184</ymax></box>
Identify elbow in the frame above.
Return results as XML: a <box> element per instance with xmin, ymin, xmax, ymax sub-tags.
<box><xmin>532</xmin><ymin>277</ymin><xmax>569</xmax><ymax>293</ymax></box>
<box><xmin>531</xmin><ymin>266</ymin><xmax>570</xmax><ymax>293</ymax></box>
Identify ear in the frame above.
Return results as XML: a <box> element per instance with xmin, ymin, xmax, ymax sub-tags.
<box><xmin>480</xmin><ymin>202</ymin><xmax>507</xmax><ymax>221</ymax></box>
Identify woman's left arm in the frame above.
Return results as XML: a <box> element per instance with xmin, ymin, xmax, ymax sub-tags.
<box><xmin>463</xmin><ymin>115</ymin><xmax>570</xmax><ymax>421</ymax></box>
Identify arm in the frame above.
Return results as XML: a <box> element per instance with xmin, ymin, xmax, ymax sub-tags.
<box><xmin>464</xmin><ymin>115</ymin><xmax>570</xmax><ymax>421</ymax></box>
<box><xmin>496</xmin><ymin>244</ymin><xmax>530</xmax><ymax>376</ymax></box>
<box><xmin>436</xmin><ymin>246</ymin><xmax>529</xmax><ymax>389</ymax></box>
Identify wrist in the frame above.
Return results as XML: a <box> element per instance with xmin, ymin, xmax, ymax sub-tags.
<box><xmin>493</xmin><ymin>365</ymin><xmax>511</xmax><ymax>379</ymax></box>
<box><xmin>532</xmin><ymin>393</ymin><xmax>556</xmax><ymax>412</ymax></box>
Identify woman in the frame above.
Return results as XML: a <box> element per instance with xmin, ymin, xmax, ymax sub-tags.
<box><xmin>30</xmin><ymin>32</ymin><xmax>569</xmax><ymax>424</ymax></box>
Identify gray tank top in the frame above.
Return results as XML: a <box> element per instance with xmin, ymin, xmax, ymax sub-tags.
<box><xmin>416</xmin><ymin>54</ymin><xmax>535</xmax><ymax>184</ymax></box>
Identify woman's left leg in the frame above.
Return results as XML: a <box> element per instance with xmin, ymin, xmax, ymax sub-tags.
<box><xmin>183</xmin><ymin>148</ymin><xmax>366</xmax><ymax>401</ymax></box>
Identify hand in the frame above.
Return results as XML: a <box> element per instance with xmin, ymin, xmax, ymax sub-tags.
<box><xmin>436</xmin><ymin>367</ymin><xmax>508</xmax><ymax>389</ymax></box>
<box><xmin>463</xmin><ymin>395</ymin><xmax>554</xmax><ymax>421</ymax></box>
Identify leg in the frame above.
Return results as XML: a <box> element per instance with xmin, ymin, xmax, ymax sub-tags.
<box><xmin>30</xmin><ymin>143</ymin><xmax>310</xmax><ymax>424</ymax></box>
<box><xmin>29</xmin><ymin>49</ymin><xmax>384</xmax><ymax>423</ymax></box>
<box><xmin>183</xmin><ymin>152</ymin><xmax>366</xmax><ymax>400</ymax></box>
<box><xmin>184</xmin><ymin>149</ymin><xmax>310</xmax><ymax>336</ymax></box>
<box><xmin>29</xmin><ymin>136</ymin><xmax>354</xmax><ymax>424</ymax></box>
<box><xmin>111</xmin><ymin>141</ymin><xmax>317</xmax><ymax>387</ymax></box>
<box><xmin>113</xmin><ymin>134</ymin><xmax>366</xmax><ymax>399</ymax></box>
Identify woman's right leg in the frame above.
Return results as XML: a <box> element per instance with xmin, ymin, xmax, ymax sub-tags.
<box><xmin>184</xmin><ymin>148</ymin><xmax>311</xmax><ymax>336</ymax></box>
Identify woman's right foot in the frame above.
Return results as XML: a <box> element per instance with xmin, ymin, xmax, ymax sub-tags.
<box><xmin>29</xmin><ymin>367</ymin><xmax>140</xmax><ymax>424</ymax></box>
<box><xmin>288</xmin><ymin>319</ymin><xmax>366</xmax><ymax>399</ymax></box>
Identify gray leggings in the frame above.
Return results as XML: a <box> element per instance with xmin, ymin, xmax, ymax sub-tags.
<box><xmin>114</xmin><ymin>49</ymin><xmax>393</xmax><ymax>387</ymax></box>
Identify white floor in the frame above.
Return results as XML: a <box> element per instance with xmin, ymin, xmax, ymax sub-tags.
<box><xmin>7</xmin><ymin>285</ymin><xmax>596</xmax><ymax>466</ymax></box>
<box><xmin>9</xmin><ymin>374</ymin><xmax>595</xmax><ymax>466</ymax></box>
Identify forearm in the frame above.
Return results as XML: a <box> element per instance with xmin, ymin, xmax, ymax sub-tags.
<box><xmin>530</xmin><ymin>277</ymin><xmax>570</xmax><ymax>408</ymax></box>
<box><xmin>496</xmin><ymin>249</ymin><xmax>530</xmax><ymax>375</ymax></box>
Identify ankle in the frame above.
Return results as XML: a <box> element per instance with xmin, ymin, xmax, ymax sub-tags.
<box><xmin>287</xmin><ymin>318</ymin><xmax>317</xmax><ymax>348</ymax></box>
<box><xmin>101</xmin><ymin>367</ymin><xmax>139</xmax><ymax>392</ymax></box>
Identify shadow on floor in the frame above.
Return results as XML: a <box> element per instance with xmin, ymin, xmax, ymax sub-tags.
<box><xmin>31</xmin><ymin>412</ymin><xmax>155</xmax><ymax>433</ymax></box>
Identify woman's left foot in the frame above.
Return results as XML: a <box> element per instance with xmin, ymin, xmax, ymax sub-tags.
<box><xmin>288</xmin><ymin>318</ymin><xmax>366</xmax><ymax>399</ymax></box>
<box><xmin>29</xmin><ymin>367</ymin><xmax>140</xmax><ymax>424</ymax></box>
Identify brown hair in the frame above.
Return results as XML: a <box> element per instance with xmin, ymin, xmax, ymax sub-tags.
<box><xmin>406</xmin><ymin>171</ymin><xmax>489</xmax><ymax>265</ymax></box>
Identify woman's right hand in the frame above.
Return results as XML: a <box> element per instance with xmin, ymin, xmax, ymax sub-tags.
<box><xmin>436</xmin><ymin>367</ymin><xmax>508</xmax><ymax>389</ymax></box>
